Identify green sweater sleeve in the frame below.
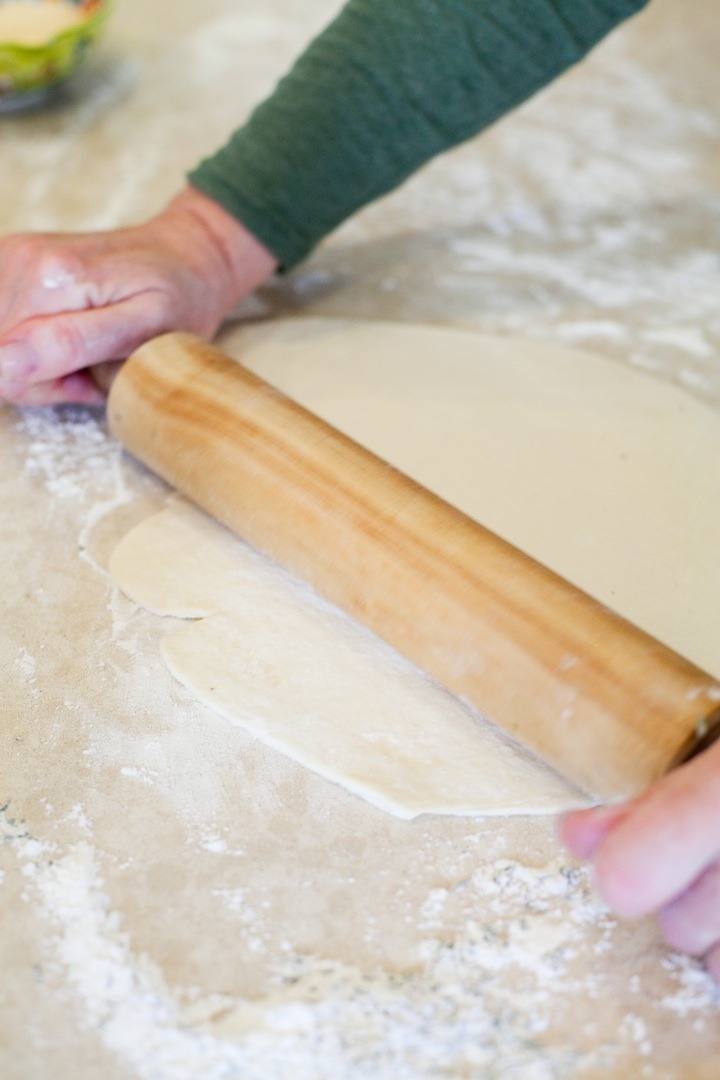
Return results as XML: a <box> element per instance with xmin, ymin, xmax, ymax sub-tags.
<box><xmin>189</xmin><ymin>0</ymin><xmax>649</xmax><ymax>268</ymax></box>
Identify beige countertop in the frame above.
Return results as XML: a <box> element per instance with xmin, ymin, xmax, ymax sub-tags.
<box><xmin>1</xmin><ymin>1</ymin><xmax>719</xmax><ymax>1077</ymax></box>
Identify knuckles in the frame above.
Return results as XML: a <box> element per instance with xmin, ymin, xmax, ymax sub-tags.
<box><xmin>0</xmin><ymin>232</ymin><xmax>52</xmax><ymax>271</ymax></box>
<box><xmin>0</xmin><ymin>232</ymin><xmax>85</xmax><ymax>290</ymax></box>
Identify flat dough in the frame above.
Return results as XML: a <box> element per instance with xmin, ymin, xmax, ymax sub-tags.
<box><xmin>111</xmin><ymin>497</ymin><xmax>583</xmax><ymax>818</ymax></box>
<box><xmin>109</xmin><ymin>318</ymin><xmax>720</xmax><ymax>818</ymax></box>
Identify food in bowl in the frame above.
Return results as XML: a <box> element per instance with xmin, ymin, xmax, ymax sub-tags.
<box><xmin>0</xmin><ymin>0</ymin><xmax>110</xmax><ymax>109</ymax></box>
<box><xmin>0</xmin><ymin>1</ymin><xmax>85</xmax><ymax>44</ymax></box>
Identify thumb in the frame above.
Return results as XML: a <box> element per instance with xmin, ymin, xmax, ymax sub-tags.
<box><xmin>560</xmin><ymin>802</ymin><xmax>633</xmax><ymax>860</ymax></box>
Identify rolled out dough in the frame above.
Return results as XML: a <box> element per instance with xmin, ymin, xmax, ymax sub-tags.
<box><xmin>109</xmin><ymin>318</ymin><xmax>720</xmax><ymax>819</ymax></box>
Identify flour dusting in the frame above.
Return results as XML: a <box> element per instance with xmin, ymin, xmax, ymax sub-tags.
<box><xmin>5</xmin><ymin>805</ymin><xmax>720</xmax><ymax>1080</ymax></box>
<box><xmin>312</xmin><ymin>34</ymin><xmax>720</xmax><ymax>405</ymax></box>
<box><xmin>17</xmin><ymin>406</ymin><xmax>113</xmax><ymax>500</ymax></box>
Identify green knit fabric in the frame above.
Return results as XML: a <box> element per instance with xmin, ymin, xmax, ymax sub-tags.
<box><xmin>189</xmin><ymin>0</ymin><xmax>649</xmax><ymax>268</ymax></box>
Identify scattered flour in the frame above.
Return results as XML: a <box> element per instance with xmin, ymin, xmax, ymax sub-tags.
<box><xmin>14</xmin><ymin>645</ymin><xmax>37</xmax><ymax>681</ymax></box>
<box><xmin>17</xmin><ymin>406</ymin><xmax>115</xmax><ymax>500</ymax></box>
<box><xmin>4</xmin><ymin>805</ymin><xmax>720</xmax><ymax>1080</ymax></box>
<box><xmin>15</xmin><ymin>405</ymin><xmax>142</xmax><ymax>577</ymax></box>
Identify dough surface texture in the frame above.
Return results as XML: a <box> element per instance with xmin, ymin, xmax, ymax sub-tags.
<box><xmin>110</xmin><ymin>498</ymin><xmax>584</xmax><ymax>818</ymax></box>
<box><xmin>110</xmin><ymin>318</ymin><xmax>720</xmax><ymax>818</ymax></box>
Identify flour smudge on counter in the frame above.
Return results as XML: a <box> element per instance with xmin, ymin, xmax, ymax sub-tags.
<box><xmin>6</xmin><ymin>804</ymin><xmax>720</xmax><ymax>1080</ymax></box>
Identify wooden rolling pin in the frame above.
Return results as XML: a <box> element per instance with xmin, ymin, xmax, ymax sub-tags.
<box><xmin>107</xmin><ymin>331</ymin><xmax>720</xmax><ymax>800</ymax></box>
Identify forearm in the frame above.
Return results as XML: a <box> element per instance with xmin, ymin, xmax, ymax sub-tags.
<box><xmin>189</xmin><ymin>0</ymin><xmax>650</xmax><ymax>268</ymax></box>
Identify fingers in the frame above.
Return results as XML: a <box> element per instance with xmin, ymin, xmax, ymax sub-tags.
<box><xmin>592</xmin><ymin>742</ymin><xmax>720</xmax><ymax>918</ymax></box>
<box><xmin>561</xmin><ymin>741</ymin><xmax>720</xmax><ymax>922</ymax></box>
<box><xmin>560</xmin><ymin>747</ymin><xmax>720</xmax><ymax>982</ymax></box>
<box><xmin>0</xmin><ymin>292</ymin><xmax>172</xmax><ymax>397</ymax></box>
<box><xmin>560</xmin><ymin>802</ymin><xmax>633</xmax><ymax>861</ymax></box>
<box><xmin>0</xmin><ymin>234</ymin><xmax>102</xmax><ymax>335</ymax></box>
<box><xmin>6</xmin><ymin>371</ymin><xmax>106</xmax><ymax>407</ymax></box>
<box><xmin>0</xmin><ymin>225</ymin><xmax>197</xmax><ymax>402</ymax></box>
<box><xmin>658</xmin><ymin>862</ymin><xmax>720</xmax><ymax>956</ymax></box>
<box><xmin>0</xmin><ymin>195</ymin><xmax>277</xmax><ymax>407</ymax></box>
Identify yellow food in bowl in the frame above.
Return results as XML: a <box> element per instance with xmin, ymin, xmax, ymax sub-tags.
<box><xmin>0</xmin><ymin>0</ymin><xmax>109</xmax><ymax>108</ymax></box>
<box><xmin>0</xmin><ymin>1</ymin><xmax>84</xmax><ymax>46</ymax></box>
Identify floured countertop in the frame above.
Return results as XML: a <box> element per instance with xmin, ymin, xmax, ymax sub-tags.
<box><xmin>1</xmin><ymin>0</ymin><xmax>720</xmax><ymax>1077</ymax></box>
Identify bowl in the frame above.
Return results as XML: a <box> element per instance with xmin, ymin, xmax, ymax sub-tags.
<box><xmin>0</xmin><ymin>0</ymin><xmax>110</xmax><ymax>111</ymax></box>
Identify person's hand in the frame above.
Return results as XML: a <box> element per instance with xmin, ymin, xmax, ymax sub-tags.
<box><xmin>0</xmin><ymin>187</ymin><xmax>277</xmax><ymax>406</ymax></box>
<box><xmin>561</xmin><ymin>738</ymin><xmax>720</xmax><ymax>980</ymax></box>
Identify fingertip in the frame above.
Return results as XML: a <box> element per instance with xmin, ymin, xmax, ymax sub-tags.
<box><xmin>0</xmin><ymin>339</ymin><xmax>39</xmax><ymax>397</ymax></box>
<box><xmin>559</xmin><ymin>803</ymin><xmax>629</xmax><ymax>861</ymax></box>
<box><xmin>559</xmin><ymin>801</ymin><xmax>654</xmax><ymax>917</ymax></box>
<box><xmin>558</xmin><ymin>812</ymin><xmax>595</xmax><ymax>860</ymax></box>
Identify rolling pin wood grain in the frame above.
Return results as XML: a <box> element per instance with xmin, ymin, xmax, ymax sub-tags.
<box><xmin>107</xmin><ymin>332</ymin><xmax>720</xmax><ymax>800</ymax></box>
